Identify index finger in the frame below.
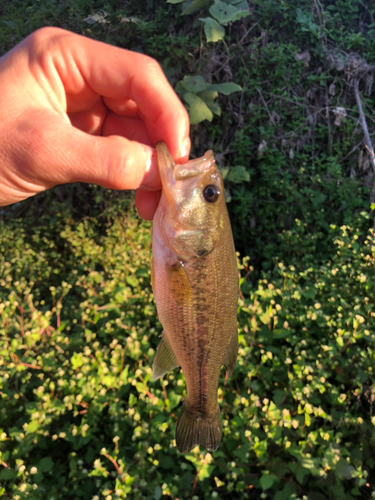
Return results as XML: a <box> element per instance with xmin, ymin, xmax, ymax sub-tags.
<box><xmin>26</xmin><ymin>27</ymin><xmax>190</xmax><ymax>159</ymax></box>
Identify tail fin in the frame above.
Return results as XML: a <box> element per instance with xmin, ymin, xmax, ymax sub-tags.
<box><xmin>175</xmin><ymin>401</ymin><xmax>222</xmax><ymax>453</ymax></box>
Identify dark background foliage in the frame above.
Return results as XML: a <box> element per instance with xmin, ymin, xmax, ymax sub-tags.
<box><xmin>1</xmin><ymin>1</ymin><xmax>375</xmax><ymax>499</ymax></box>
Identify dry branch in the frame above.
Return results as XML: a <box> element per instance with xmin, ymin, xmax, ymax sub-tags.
<box><xmin>353</xmin><ymin>79</ymin><xmax>375</xmax><ymax>176</ymax></box>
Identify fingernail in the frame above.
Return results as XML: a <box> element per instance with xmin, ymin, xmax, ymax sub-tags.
<box><xmin>180</xmin><ymin>137</ymin><xmax>190</xmax><ymax>159</ymax></box>
<box><xmin>140</xmin><ymin>148</ymin><xmax>161</xmax><ymax>190</ymax></box>
<box><xmin>145</xmin><ymin>148</ymin><xmax>155</xmax><ymax>173</ymax></box>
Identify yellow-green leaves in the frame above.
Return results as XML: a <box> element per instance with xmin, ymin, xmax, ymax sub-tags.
<box><xmin>209</xmin><ymin>0</ymin><xmax>249</xmax><ymax>25</ymax></box>
<box><xmin>199</xmin><ymin>17</ymin><xmax>225</xmax><ymax>42</ymax></box>
<box><xmin>202</xmin><ymin>0</ymin><xmax>250</xmax><ymax>42</ymax></box>
<box><xmin>177</xmin><ymin>75</ymin><xmax>242</xmax><ymax>124</ymax></box>
<box><xmin>221</xmin><ymin>165</ymin><xmax>250</xmax><ymax>184</ymax></box>
<box><xmin>183</xmin><ymin>92</ymin><xmax>214</xmax><ymax>124</ymax></box>
<box><xmin>208</xmin><ymin>82</ymin><xmax>243</xmax><ymax>94</ymax></box>
<box><xmin>170</xmin><ymin>0</ymin><xmax>250</xmax><ymax>42</ymax></box>
<box><xmin>260</xmin><ymin>472</ymin><xmax>278</xmax><ymax>491</ymax></box>
<box><xmin>1</xmin><ymin>195</ymin><xmax>375</xmax><ymax>499</ymax></box>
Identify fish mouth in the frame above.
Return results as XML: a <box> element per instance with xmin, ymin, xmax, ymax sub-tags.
<box><xmin>156</xmin><ymin>142</ymin><xmax>176</xmax><ymax>192</ymax></box>
<box><xmin>156</xmin><ymin>142</ymin><xmax>216</xmax><ymax>192</ymax></box>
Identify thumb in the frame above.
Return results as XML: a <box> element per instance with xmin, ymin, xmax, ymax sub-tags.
<box><xmin>5</xmin><ymin>112</ymin><xmax>161</xmax><ymax>202</ymax></box>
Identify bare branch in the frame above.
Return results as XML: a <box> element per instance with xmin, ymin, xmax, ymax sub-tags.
<box><xmin>353</xmin><ymin>79</ymin><xmax>375</xmax><ymax>176</ymax></box>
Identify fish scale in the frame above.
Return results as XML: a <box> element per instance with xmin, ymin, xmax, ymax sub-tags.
<box><xmin>151</xmin><ymin>142</ymin><xmax>238</xmax><ymax>453</ymax></box>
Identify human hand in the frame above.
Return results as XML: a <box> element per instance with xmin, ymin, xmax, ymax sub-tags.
<box><xmin>0</xmin><ymin>27</ymin><xmax>190</xmax><ymax>219</ymax></box>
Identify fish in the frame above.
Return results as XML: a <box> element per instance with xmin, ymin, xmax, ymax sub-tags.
<box><xmin>151</xmin><ymin>142</ymin><xmax>238</xmax><ymax>453</ymax></box>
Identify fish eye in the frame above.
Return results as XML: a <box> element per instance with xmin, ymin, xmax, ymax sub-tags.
<box><xmin>203</xmin><ymin>184</ymin><xmax>220</xmax><ymax>203</ymax></box>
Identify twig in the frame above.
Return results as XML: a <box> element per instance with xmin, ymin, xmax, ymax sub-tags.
<box><xmin>354</xmin><ymin>78</ymin><xmax>375</xmax><ymax>214</ymax></box>
<box><xmin>256</xmin><ymin>88</ymin><xmax>283</xmax><ymax>132</ymax></box>
<box><xmin>339</xmin><ymin>140</ymin><xmax>364</xmax><ymax>163</ymax></box>
<box><xmin>9</xmin><ymin>353</ymin><xmax>41</xmax><ymax>370</ymax></box>
<box><xmin>162</xmin><ymin>385</ymin><xmax>168</xmax><ymax>408</ymax></box>
<box><xmin>354</xmin><ymin>79</ymin><xmax>375</xmax><ymax>176</ymax></box>
<box><xmin>325</xmin><ymin>87</ymin><xmax>333</xmax><ymax>155</ymax></box>
<box><xmin>190</xmin><ymin>470</ymin><xmax>200</xmax><ymax>499</ymax></box>
<box><xmin>234</xmin><ymin>19</ymin><xmax>263</xmax><ymax>47</ymax></box>
<box><xmin>102</xmin><ymin>453</ymin><xmax>124</xmax><ymax>482</ymax></box>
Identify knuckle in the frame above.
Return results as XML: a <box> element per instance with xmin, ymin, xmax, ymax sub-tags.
<box><xmin>141</xmin><ymin>55</ymin><xmax>163</xmax><ymax>77</ymax></box>
<box><xmin>25</xmin><ymin>27</ymin><xmax>72</xmax><ymax>67</ymax></box>
<box><xmin>26</xmin><ymin>27</ymin><xmax>66</xmax><ymax>49</ymax></box>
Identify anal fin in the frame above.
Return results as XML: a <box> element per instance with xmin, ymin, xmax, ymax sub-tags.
<box><xmin>153</xmin><ymin>332</ymin><xmax>179</xmax><ymax>381</ymax></box>
<box><xmin>223</xmin><ymin>331</ymin><xmax>238</xmax><ymax>376</ymax></box>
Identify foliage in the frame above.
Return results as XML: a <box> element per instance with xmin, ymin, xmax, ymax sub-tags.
<box><xmin>192</xmin><ymin>0</ymin><xmax>375</xmax><ymax>270</ymax></box>
<box><xmin>1</xmin><ymin>199</ymin><xmax>375</xmax><ymax>500</ymax></box>
<box><xmin>175</xmin><ymin>75</ymin><xmax>242</xmax><ymax>124</ymax></box>
<box><xmin>1</xmin><ymin>0</ymin><xmax>375</xmax><ymax>271</ymax></box>
<box><xmin>1</xmin><ymin>0</ymin><xmax>375</xmax><ymax>499</ymax></box>
<box><xmin>167</xmin><ymin>0</ymin><xmax>250</xmax><ymax>43</ymax></box>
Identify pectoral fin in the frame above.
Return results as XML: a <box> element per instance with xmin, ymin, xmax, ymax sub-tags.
<box><xmin>167</xmin><ymin>261</ymin><xmax>192</xmax><ymax>305</ymax></box>
<box><xmin>223</xmin><ymin>331</ymin><xmax>238</xmax><ymax>376</ymax></box>
<box><xmin>153</xmin><ymin>332</ymin><xmax>179</xmax><ymax>381</ymax></box>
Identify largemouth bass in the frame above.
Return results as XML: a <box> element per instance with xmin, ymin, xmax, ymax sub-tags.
<box><xmin>151</xmin><ymin>142</ymin><xmax>238</xmax><ymax>453</ymax></box>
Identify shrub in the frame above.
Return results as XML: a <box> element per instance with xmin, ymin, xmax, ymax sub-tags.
<box><xmin>1</xmin><ymin>0</ymin><xmax>375</xmax><ymax>498</ymax></box>
<box><xmin>1</xmin><ymin>198</ymin><xmax>374</xmax><ymax>499</ymax></box>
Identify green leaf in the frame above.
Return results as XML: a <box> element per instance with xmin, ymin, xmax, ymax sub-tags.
<box><xmin>0</xmin><ymin>468</ymin><xmax>15</xmax><ymax>480</ymax></box>
<box><xmin>197</xmin><ymin>90</ymin><xmax>221</xmax><ymax>115</ymax></box>
<box><xmin>180</xmin><ymin>75</ymin><xmax>207</xmax><ymax>93</ymax></box>
<box><xmin>226</xmin><ymin>166</ymin><xmax>250</xmax><ymax>183</ymax></box>
<box><xmin>182</xmin><ymin>0</ymin><xmax>209</xmax><ymax>15</ymax></box>
<box><xmin>273</xmin><ymin>329</ymin><xmax>290</xmax><ymax>339</ymax></box>
<box><xmin>305</xmin><ymin>412</ymin><xmax>311</xmax><ymax>426</ymax></box>
<box><xmin>71</xmin><ymin>352</ymin><xmax>83</xmax><ymax>370</ymax></box>
<box><xmin>166</xmin><ymin>392</ymin><xmax>181</xmax><ymax>411</ymax></box>
<box><xmin>183</xmin><ymin>92</ymin><xmax>213</xmax><ymax>124</ymax></box>
<box><xmin>273</xmin><ymin>389</ymin><xmax>287</xmax><ymax>406</ymax></box>
<box><xmin>289</xmin><ymin>462</ymin><xmax>310</xmax><ymax>484</ymax></box>
<box><xmin>336</xmin><ymin>458</ymin><xmax>355</xmax><ymax>479</ymax></box>
<box><xmin>185</xmin><ymin>454</ymin><xmax>199</xmax><ymax>465</ymax></box>
<box><xmin>166</xmin><ymin>0</ymin><xmax>185</xmax><ymax>3</ymax></box>
<box><xmin>126</xmin><ymin>276</ymin><xmax>137</xmax><ymax>287</ymax></box>
<box><xmin>206</xmin><ymin>82</ymin><xmax>242</xmax><ymax>95</ymax></box>
<box><xmin>154</xmin><ymin>485</ymin><xmax>162</xmax><ymax>500</ymax></box>
<box><xmin>301</xmin><ymin>458</ymin><xmax>316</xmax><ymax>470</ymax></box>
<box><xmin>260</xmin><ymin>472</ymin><xmax>278</xmax><ymax>490</ymax></box>
<box><xmin>225</xmin><ymin>0</ymin><xmax>248</xmax><ymax>8</ymax></box>
<box><xmin>199</xmin><ymin>17</ymin><xmax>225</xmax><ymax>42</ymax></box>
<box><xmin>2</xmin><ymin>20</ymin><xmax>15</xmax><ymax>28</ymax></box>
<box><xmin>209</xmin><ymin>0</ymin><xmax>250</xmax><ymax>25</ymax></box>
<box><xmin>26</xmin><ymin>420</ymin><xmax>39</xmax><ymax>434</ymax></box>
<box><xmin>135</xmin><ymin>381</ymin><xmax>147</xmax><ymax>394</ymax></box>
<box><xmin>274</xmin><ymin>483</ymin><xmax>297</xmax><ymax>500</ymax></box>
<box><xmin>253</xmin><ymin>439</ymin><xmax>268</xmax><ymax>458</ymax></box>
<box><xmin>198</xmin><ymin>463</ymin><xmax>215</xmax><ymax>480</ymax></box>
<box><xmin>268</xmin><ymin>401</ymin><xmax>281</xmax><ymax>420</ymax></box>
<box><xmin>38</xmin><ymin>457</ymin><xmax>54</xmax><ymax>473</ymax></box>
<box><xmin>128</xmin><ymin>393</ymin><xmax>137</xmax><ymax>407</ymax></box>
<box><xmin>120</xmin><ymin>365</ymin><xmax>129</xmax><ymax>384</ymax></box>
<box><xmin>103</xmin><ymin>375</ymin><xmax>116</xmax><ymax>388</ymax></box>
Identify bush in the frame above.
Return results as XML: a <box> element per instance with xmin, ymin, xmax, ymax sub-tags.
<box><xmin>1</xmin><ymin>198</ymin><xmax>374</xmax><ymax>499</ymax></box>
<box><xmin>1</xmin><ymin>0</ymin><xmax>375</xmax><ymax>498</ymax></box>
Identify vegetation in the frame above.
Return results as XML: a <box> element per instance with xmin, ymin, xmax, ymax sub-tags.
<box><xmin>1</xmin><ymin>0</ymin><xmax>375</xmax><ymax>499</ymax></box>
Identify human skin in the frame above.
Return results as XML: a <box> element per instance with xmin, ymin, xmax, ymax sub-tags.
<box><xmin>0</xmin><ymin>27</ymin><xmax>190</xmax><ymax>219</ymax></box>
